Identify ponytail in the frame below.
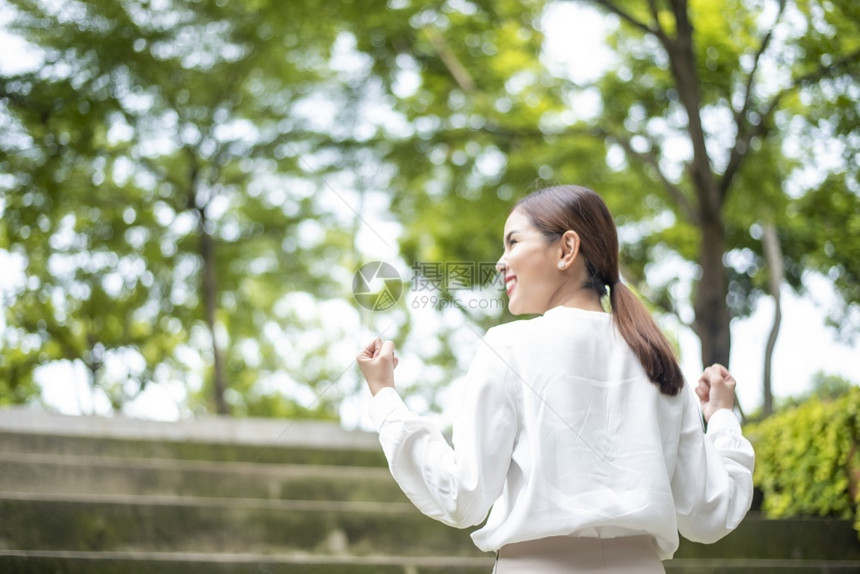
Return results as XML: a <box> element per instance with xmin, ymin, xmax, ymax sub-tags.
<box><xmin>609</xmin><ymin>282</ymin><xmax>684</xmax><ymax>396</ymax></box>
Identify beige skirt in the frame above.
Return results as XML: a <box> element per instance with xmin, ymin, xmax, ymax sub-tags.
<box><xmin>493</xmin><ymin>535</ymin><xmax>665</xmax><ymax>573</ymax></box>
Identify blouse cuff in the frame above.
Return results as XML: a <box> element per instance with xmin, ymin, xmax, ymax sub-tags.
<box><xmin>706</xmin><ymin>408</ymin><xmax>742</xmax><ymax>434</ymax></box>
<box><xmin>369</xmin><ymin>386</ymin><xmax>408</xmax><ymax>432</ymax></box>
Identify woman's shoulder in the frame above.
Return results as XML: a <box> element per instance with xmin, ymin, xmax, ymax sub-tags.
<box><xmin>485</xmin><ymin>316</ymin><xmax>537</xmax><ymax>339</ymax></box>
<box><xmin>488</xmin><ymin>307</ymin><xmax>611</xmax><ymax>338</ymax></box>
<box><xmin>484</xmin><ymin>312</ymin><xmax>565</xmax><ymax>345</ymax></box>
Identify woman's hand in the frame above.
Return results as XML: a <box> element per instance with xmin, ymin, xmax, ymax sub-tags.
<box><xmin>696</xmin><ymin>363</ymin><xmax>736</xmax><ymax>423</ymax></box>
<box><xmin>357</xmin><ymin>338</ymin><xmax>399</xmax><ymax>396</ymax></box>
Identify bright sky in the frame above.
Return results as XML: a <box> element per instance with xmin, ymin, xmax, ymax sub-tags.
<box><xmin>1</xmin><ymin>3</ymin><xmax>856</xmax><ymax>424</ymax></box>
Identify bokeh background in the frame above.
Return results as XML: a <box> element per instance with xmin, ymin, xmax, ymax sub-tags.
<box><xmin>1</xmin><ymin>0</ymin><xmax>859</xmax><ymax>552</ymax></box>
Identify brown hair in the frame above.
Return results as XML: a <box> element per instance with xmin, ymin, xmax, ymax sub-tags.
<box><xmin>515</xmin><ymin>185</ymin><xmax>684</xmax><ymax>396</ymax></box>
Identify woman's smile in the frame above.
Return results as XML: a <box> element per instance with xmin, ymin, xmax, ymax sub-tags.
<box><xmin>496</xmin><ymin>208</ymin><xmax>566</xmax><ymax>315</ymax></box>
<box><xmin>505</xmin><ymin>274</ymin><xmax>517</xmax><ymax>295</ymax></box>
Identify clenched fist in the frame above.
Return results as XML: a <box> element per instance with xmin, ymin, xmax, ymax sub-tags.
<box><xmin>696</xmin><ymin>363</ymin><xmax>737</xmax><ymax>422</ymax></box>
<box><xmin>357</xmin><ymin>338</ymin><xmax>399</xmax><ymax>396</ymax></box>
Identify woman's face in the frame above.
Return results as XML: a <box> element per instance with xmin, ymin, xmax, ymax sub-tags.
<box><xmin>496</xmin><ymin>208</ymin><xmax>564</xmax><ymax>315</ymax></box>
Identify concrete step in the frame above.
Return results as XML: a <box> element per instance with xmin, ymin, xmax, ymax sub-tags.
<box><xmin>0</xmin><ymin>550</ymin><xmax>495</xmax><ymax>574</ymax></box>
<box><xmin>0</xmin><ymin>452</ymin><xmax>408</xmax><ymax>502</ymax></box>
<box><xmin>0</xmin><ymin>408</ymin><xmax>387</xmax><ymax>467</ymax></box>
<box><xmin>0</xmin><ymin>492</ymin><xmax>484</xmax><ymax>557</ymax></box>
<box><xmin>671</xmin><ymin>514</ymin><xmax>860</xmax><ymax>561</ymax></box>
<box><xmin>2</xmin><ymin>551</ymin><xmax>859</xmax><ymax>574</ymax></box>
<box><xmin>3</xmin><ymin>408</ymin><xmax>859</xmax><ymax>573</ymax></box>
<box><xmin>0</xmin><ymin>431</ymin><xmax>387</xmax><ymax>467</ymax></box>
<box><xmin>666</xmin><ymin>559</ymin><xmax>860</xmax><ymax>572</ymax></box>
<box><xmin>4</xmin><ymin>492</ymin><xmax>858</xmax><ymax>562</ymax></box>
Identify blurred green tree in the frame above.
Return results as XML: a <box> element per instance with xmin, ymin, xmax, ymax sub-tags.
<box><xmin>0</xmin><ymin>0</ymin><xmax>357</xmax><ymax>416</ymax></box>
<box><xmin>342</xmin><ymin>0</ymin><xmax>858</xmax><ymax>415</ymax></box>
<box><xmin>1</xmin><ymin>0</ymin><xmax>856</xmax><ymax>420</ymax></box>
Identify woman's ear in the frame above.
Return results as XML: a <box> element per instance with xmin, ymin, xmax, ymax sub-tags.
<box><xmin>558</xmin><ymin>230</ymin><xmax>580</xmax><ymax>268</ymax></box>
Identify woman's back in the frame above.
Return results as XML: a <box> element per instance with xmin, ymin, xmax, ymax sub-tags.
<box><xmin>471</xmin><ymin>306</ymin><xmax>691</xmax><ymax>556</ymax></box>
<box><xmin>359</xmin><ymin>184</ymin><xmax>754</xmax><ymax>567</ymax></box>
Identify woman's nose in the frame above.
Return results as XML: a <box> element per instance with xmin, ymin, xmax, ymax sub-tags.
<box><xmin>495</xmin><ymin>256</ymin><xmax>507</xmax><ymax>274</ymax></box>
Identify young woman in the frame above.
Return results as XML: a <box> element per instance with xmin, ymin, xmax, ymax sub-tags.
<box><xmin>357</xmin><ymin>185</ymin><xmax>754</xmax><ymax>573</ymax></box>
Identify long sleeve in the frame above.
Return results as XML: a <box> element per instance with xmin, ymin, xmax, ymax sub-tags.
<box><xmin>671</xmin><ymin>385</ymin><xmax>755</xmax><ymax>543</ymax></box>
<box><xmin>367</xmin><ymin>308</ymin><xmax>756</xmax><ymax>556</ymax></box>
<box><xmin>369</xmin><ymin>329</ymin><xmax>518</xmax><ymax>528</ymax></box>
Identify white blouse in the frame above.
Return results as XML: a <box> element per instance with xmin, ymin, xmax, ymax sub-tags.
<box><xmin>369</xmin><ymin>306</ymin><xmax>755</xmax><ymax>559</ymax></box>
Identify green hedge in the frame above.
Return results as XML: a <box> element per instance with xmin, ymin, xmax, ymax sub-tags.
<box><xmin>746</xmin><ymin>386</ymin><xmax>860</xmax><ymax>535</ymax></box>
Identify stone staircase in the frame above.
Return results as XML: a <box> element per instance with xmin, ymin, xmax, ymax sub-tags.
<box><xmin>1</xmin><ymin>408</ymin><xmax>859</xmax><ymax>573</ymax></box>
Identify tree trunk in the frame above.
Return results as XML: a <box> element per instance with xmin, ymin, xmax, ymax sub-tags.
<box><xmin>85</xmin><ymin>332</ymin><xmax>103</xmax><ymax>415</ymax></box>
<box><xmin>664</xmin><ymin>1</ymin><xmax>732</xmax><ymax>370</ymax></box>
<box><xmin>693</xmin><ymin>218</ymin><xmax>731</xmax><ymax>368</ymax></box>
<box><xmin>199</xmin><ymin>209</ymin><xmax>229</xmax><ymax>415</ymax></box>
<box><xmin>761</xmin><ymin>223</ymin><xmax>783</xmax><ymax>417</ymax></box>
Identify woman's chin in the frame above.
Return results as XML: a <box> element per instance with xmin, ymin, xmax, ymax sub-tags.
<box><xmin>507</xmin><ymin>299</ymin><xmax>527</xmax><ymax>316</ymax></box>
<box><xmin>507</xmin><ymin>297</ymin><xmax>545</xmax><ymax>316</ymax></box>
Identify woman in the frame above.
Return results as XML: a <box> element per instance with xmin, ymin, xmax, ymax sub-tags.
<box><xmin>357</xmin><ymin>185</ymin><xmax>754</xmax><ymax>573</ymax></box>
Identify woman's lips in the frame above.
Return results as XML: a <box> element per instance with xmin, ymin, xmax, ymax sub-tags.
<box><xmin>505</xmin><ymin>275</ymin><xmax>517</xmax><ymax>295</ymax></box>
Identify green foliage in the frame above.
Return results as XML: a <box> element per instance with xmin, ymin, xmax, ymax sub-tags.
<box><xmin>782</xmin><ymin>175</ymin><xmax>860</xmax><ymax>339</ymax></box>
<box><xmin>1</xmin><ymin>0</ymin><xmax>857</xmax><ymax>419</ymax></box>
<box><xmin>348</xmin><ymin>0</ymin><xmax>859</xmax><ymax>374</ymax></box>
<box><xmin>746</xmin><ymin>385</ymin><xmax>860</xmax><ymax>534</ymax></box>
<box><xmin>0</xmin><ymin>0</ymin><xmax>357</xmax><ymax>415</ymax></box>
<box><xmin>779</xmin><ymin>371</ymin><xmax>856</xmax><ymax>409</ymax></box>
